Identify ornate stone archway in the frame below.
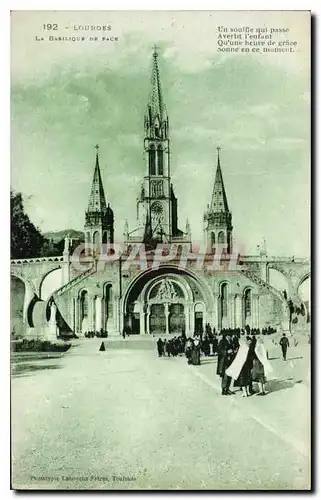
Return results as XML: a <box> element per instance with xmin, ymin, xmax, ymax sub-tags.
<box><xmin>121</xmin><ymin>266</ymin><xmax>213</xmax><ymax>335</ymax></box>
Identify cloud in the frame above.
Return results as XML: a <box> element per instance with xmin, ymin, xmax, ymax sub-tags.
<box><xmin>11</xmin><ymin>13</ymin><xmax>310</xmax><ymax>257</ymax></box>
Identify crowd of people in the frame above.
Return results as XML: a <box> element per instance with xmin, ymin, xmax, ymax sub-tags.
<box><xmin>157</xmin><ymin>336</ymin><xmax>186</xmax><ymax>357</ymax></box>
<box><xmin>156</xmin><ymin>324</ymin><xmax>291</xmax><ymax>397</ymax></box>
<box><xmin>216</xmin><ymin>332</ymin><xmax>274</xmax><ymax>396</ymax></box>
<box><xmin>84</xmin><ymin>329</ymin><xmax>108</xmax><ymax>338</ymax></box>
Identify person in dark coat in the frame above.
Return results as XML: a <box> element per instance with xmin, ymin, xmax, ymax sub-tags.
<box><xmin>202</xmin><ymin>336</ymin><xmax>210</xmax><ymax>357</ymax></box>
<box><xmin>166</xmin><ymin>340</ymin><xmax>171</xmax><ymax>357</ymax></box>
<box><xmin>279</xmin><ymin>333</ymin><xmax>290</xmax><ymax>360</ymax></box>
<box><xmin>227</xmin><ymin>337</ymin><xmax>253</xmax><ymax>397</ymax></box>
<box><xmin>217</xmin><ymin>333</ymin><xmax>237</xmax><ymax>395</ymax></box>
<box><xmin>212</xmin><ymin>333</ymin><xmax>218</xmax><ymax>356</ymax></box>
<box><xmin>157</xmin><ymin>338</ymin><xmax>164</xmax><ymax>357</ymax></box>
<box><xmin>99</xmin><ymin>341</ymin><xmax>106</xmax><ymax>351</ymax></box>
<box><xmin>190</xmin><ymin>337</ymin><xmax>201</xmax><ymax>365</ymax></box>
<box><xmin>185</xmin><ymin>338</ymin><xmax>194</xmax><ymax>364</ymax></box>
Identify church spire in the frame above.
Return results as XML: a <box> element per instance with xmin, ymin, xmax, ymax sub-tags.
<box><xmin>87</xmin><ymin>144</ymin><xmax>107</xmax><ymax>213</ymax></box>
<box><xmin>124</xmin><ymin>48</ymin><xmax>191</xmax><ymax>250</ymax></box>
<box><xmin>210</xmin><ymin>146</ymin><xmax>230</xmax><ymax>213</ymax></box>
<box><xmin>204</xmin><ymin>146</ymin><xmax>233</xmax><ymax>253</ymax></box>
<box><xmin>144</xmin><ymin>46</ymin><xmax>169</xmax><ymax>140</ymax></box>
<box><xmin>84</xmin><ymin>145</ymin><xmax>114</xmax><ymax>254</ymax></box>
<box><xmin>150</xmin><ymin>46</ymin><xmax>166</xmax><ymax>124</ymax></box>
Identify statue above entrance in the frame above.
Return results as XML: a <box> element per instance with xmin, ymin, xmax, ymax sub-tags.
<box><xmin>156</xmin><ymin>278</ymin><xmax>178</xmax><ymax>301</ymax></box>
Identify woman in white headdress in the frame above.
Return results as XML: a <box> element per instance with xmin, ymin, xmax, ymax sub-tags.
<box><xmin>226</xmin><ymin>334</ymin><xmax>253</xmax><ymax>397</ymax></box>
<box><xmin>251</xmin><ymin>336</ymin><xmax>274</xmax><ymax>395</ymax></box>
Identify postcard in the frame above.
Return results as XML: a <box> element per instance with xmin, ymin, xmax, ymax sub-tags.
<box><xmin>11</xmin><ymin>10</ymin><xmax>310</xmax><ymax>490</ymax></box>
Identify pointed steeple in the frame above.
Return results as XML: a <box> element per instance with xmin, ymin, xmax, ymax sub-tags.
<box><xmin>204</xmin><ymin>146</ymin><xmax>233</xmax><ymax>254</ymax></box>
<box><xmin>87</xmin><ymin>145</ymin><xmax>107</xmax><ymax>212</ymax></box>
<box><xmin>84</xmin><ymin>145</ymin><xmax>114</xmax><ymax>253</ymax></box>
<box><xmin>150</xmin><ymin>47</ymin><xmax>166</xmax><ymax>123</ymax></box>
<box><xmin>210</xmin><ymin>146</ymin><xmax>230</xmax><ymax>213</ymax></box>
<box><xmin>145</xmin><ymin>46</ymin><xmax>169</xmax><ymax>140</ymax></box>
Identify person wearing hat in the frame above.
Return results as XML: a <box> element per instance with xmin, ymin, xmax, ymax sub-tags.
<box><xmin>217</xmin><ymin>333</ymin><xmax>237</xmax><ymax>395</ymax></box>
<box><xmin>279</xmin><ymin>333</ymin><xmax>290</xmax><ymax>361</ymax></box>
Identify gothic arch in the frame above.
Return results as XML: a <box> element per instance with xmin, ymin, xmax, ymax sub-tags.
<box><xmin>149</xmin><ymin>144</ymin><xmax>156</xmax><ymax>175</ymax></box>
<box><xmin>102</xmin><ymin>283</ymin><xmax>113</xmax><ymax>328</ymax></box>
<box><xmin>146</xmin><ymin>275</ymin><xmax>189</xmax><ymax>303</ymax></box>
<box><xmin>157</xmin><ymin>145</ymin><xmax>163</xmax><ymax>175</ymax></box>
<box><xmin>79</xmin><ymin>289</ymin><xmax>88</xmax><ymax>324</ymax></box>
<box><xmin>39</xmin><ymin>267</ymin><xmax>63</xmax><ymax>300</ymax></box>
<box><xmin>78</xmin><ymin>287</ymin><xmax>89</xmax><ymax>298</ymax></box>
<box><xmin>11</xmin><ymin>272</ymin><xmax>30</xmax><ymax>292</ymax></box>
<box><xmin>122</xmin><ymin>265</ymin><xmax>215</xmax><ymax>316</ymax></box>
<box><xmin>218</xmin><ymin>280</ymin><xmax>230</xmax><ymax>291</ymax></box>
<box><xmin>194</xmin><ymin>302</ymin><xmax>205</xmax><ymax>312</ymax></box>
<box><xmin>243</xmin><ymin>287</ymin><xmax>253</xmax><ymax>326</ymax></box>
<box><xmin>218</xmin><ymin>281</ymin><xmax>229</xmax><ymax>329</ymax></box>
<box><xmin>93</xmin><ymin>231</ymin><xmax>100</xmax><ymax>253</ymax></box>
<box><xmin>296</xmin><ymin>272</ymin><xmax>310</xmax><ymax>295</ymax></box>
<box><xmin>11</xmin><ymin>272</ymin><xmax>38</xmax><ymax>329</ymax></box>
<box><xmin>218</xmin><ymin>231</ymin><xmax>225</xmax><ymax>244</ymax></box>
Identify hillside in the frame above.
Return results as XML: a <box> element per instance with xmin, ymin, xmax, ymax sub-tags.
<box><xmin>43</xmin><ymin>229</ymin><xmax>84</xmax><ymax>243</ymax></box>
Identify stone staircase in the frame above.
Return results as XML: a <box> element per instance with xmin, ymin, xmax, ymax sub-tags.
<box><xmin>241</xmin><ymin>268</ymin><xmax>290</xmax><ymax>328</ymax></box>
<box><xmin>53</xmin><ymin>265</ymin><xmax>96</xmax><ymax>298</ymax></box>
<box><xmin>241</xmin><ymin>268</ymin><xmax>287</xmax><ymax>304</ymax></box>
<box><xmin>52</xmin><ymin>265</ymin><xmax>96</xmax><ymax>331</ymax></box>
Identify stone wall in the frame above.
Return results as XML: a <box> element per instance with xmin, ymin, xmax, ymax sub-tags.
<box><xmin>11</xmin><ymin>277</ymin><xmax>25</xmax><ymax>337</ymax></box>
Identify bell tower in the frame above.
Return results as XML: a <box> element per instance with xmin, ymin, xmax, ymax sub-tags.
<box><xmin>84</xmin><ymin>145</ymin><xmax>114</xmax><ymax>254</ymax></box>
<box><xmin>138</xmin><ymin>47</ymin><xmax>172</xmax><ymax>243</ymax></box>
<box><xmin>125</xmin><ymin>47</ymin><xmax>191</xmax><ymax>248</ymax></box>
<box><xmin>204</xmin><ymin>147</ymin><xmax>233</xmax><ymax>253</ymax></box>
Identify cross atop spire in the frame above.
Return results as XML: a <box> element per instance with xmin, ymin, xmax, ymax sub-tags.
<box><xmin>153</xmin><ymin>45</ymin><xmax>160</xmax><ymax>57</ymax></box>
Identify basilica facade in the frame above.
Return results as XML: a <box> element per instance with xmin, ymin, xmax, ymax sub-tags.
<box><xmin>51</xmin><ymin>50</ymin><xmax>300</xmax><ymax>337</ymax></box>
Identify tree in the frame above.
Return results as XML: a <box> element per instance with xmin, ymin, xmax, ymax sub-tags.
<box><xmin>11</xmin><ymin>190</ymin><xmax>66</xmax><ymax>259</ymax></box>
<box><xmin>11</xmin><ymin>190</ymin><xmax>45</xmax><ymax>259</ymax></box>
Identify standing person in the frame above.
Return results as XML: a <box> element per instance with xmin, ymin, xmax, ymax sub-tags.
<box><xmin>163</xmin><ymin>339</ymin><xmax>168</xmax><ymax>355</ymax></box>
<box><xmin>212</xmin><ymin>332</ymin><xmax>218</xmax><ymax>356</ymax></box>
<box><xmin>217</xmin><ymin>333</ymin><xmax>237</xmax><ymax>395</ymax></box>
<box><xmin>202</xmin><ymin>336</ymin><xmax>210</xmax><ymax>357</ymax></box>
<box><xmin>252</xmin><ymin>337</ymin><xmax>273</xmax><ymax>395</ymax></box>
<box><xmin>191</xmin><ymin>337</ymin><xmax>201</xmax><ymax>365</ymax></box>
<box><xmin>232</xmin><ymin>332</ymin><xmax>240</xmax><ymax>352</ymax></box>
<box><xmin>185</xmin><ymin>337</ymin><xmax>194</xmax><ymax>365</ymax></box>
<box><xmin>156</xmin><ymin>338</ymin><xmax>164</xmax><ymax>357</ymax></box>
<box><xmin>226</xmin><ymin>336</ymin><xmax>253</xmax><ymax>397</ymax></box>
<box><xmin>166</xmin><ymin>339</ymin><xmax>172</xmax><ymax>357</ymax></box>
<box><xmin>279</xmin><ymin>333</ymin><xmax>290</xmax><ymax>360</ymax></box>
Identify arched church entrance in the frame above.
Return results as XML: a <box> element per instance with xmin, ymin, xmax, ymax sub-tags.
<box><xmin>147</xmin><ymin>278</ymin><xmax>186</xmax><ymax>335</ymax></box>
<box><xmin>122</xmin><ymin>266</ymin><xmax>213</xmax><ymax>335</ymax></box>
